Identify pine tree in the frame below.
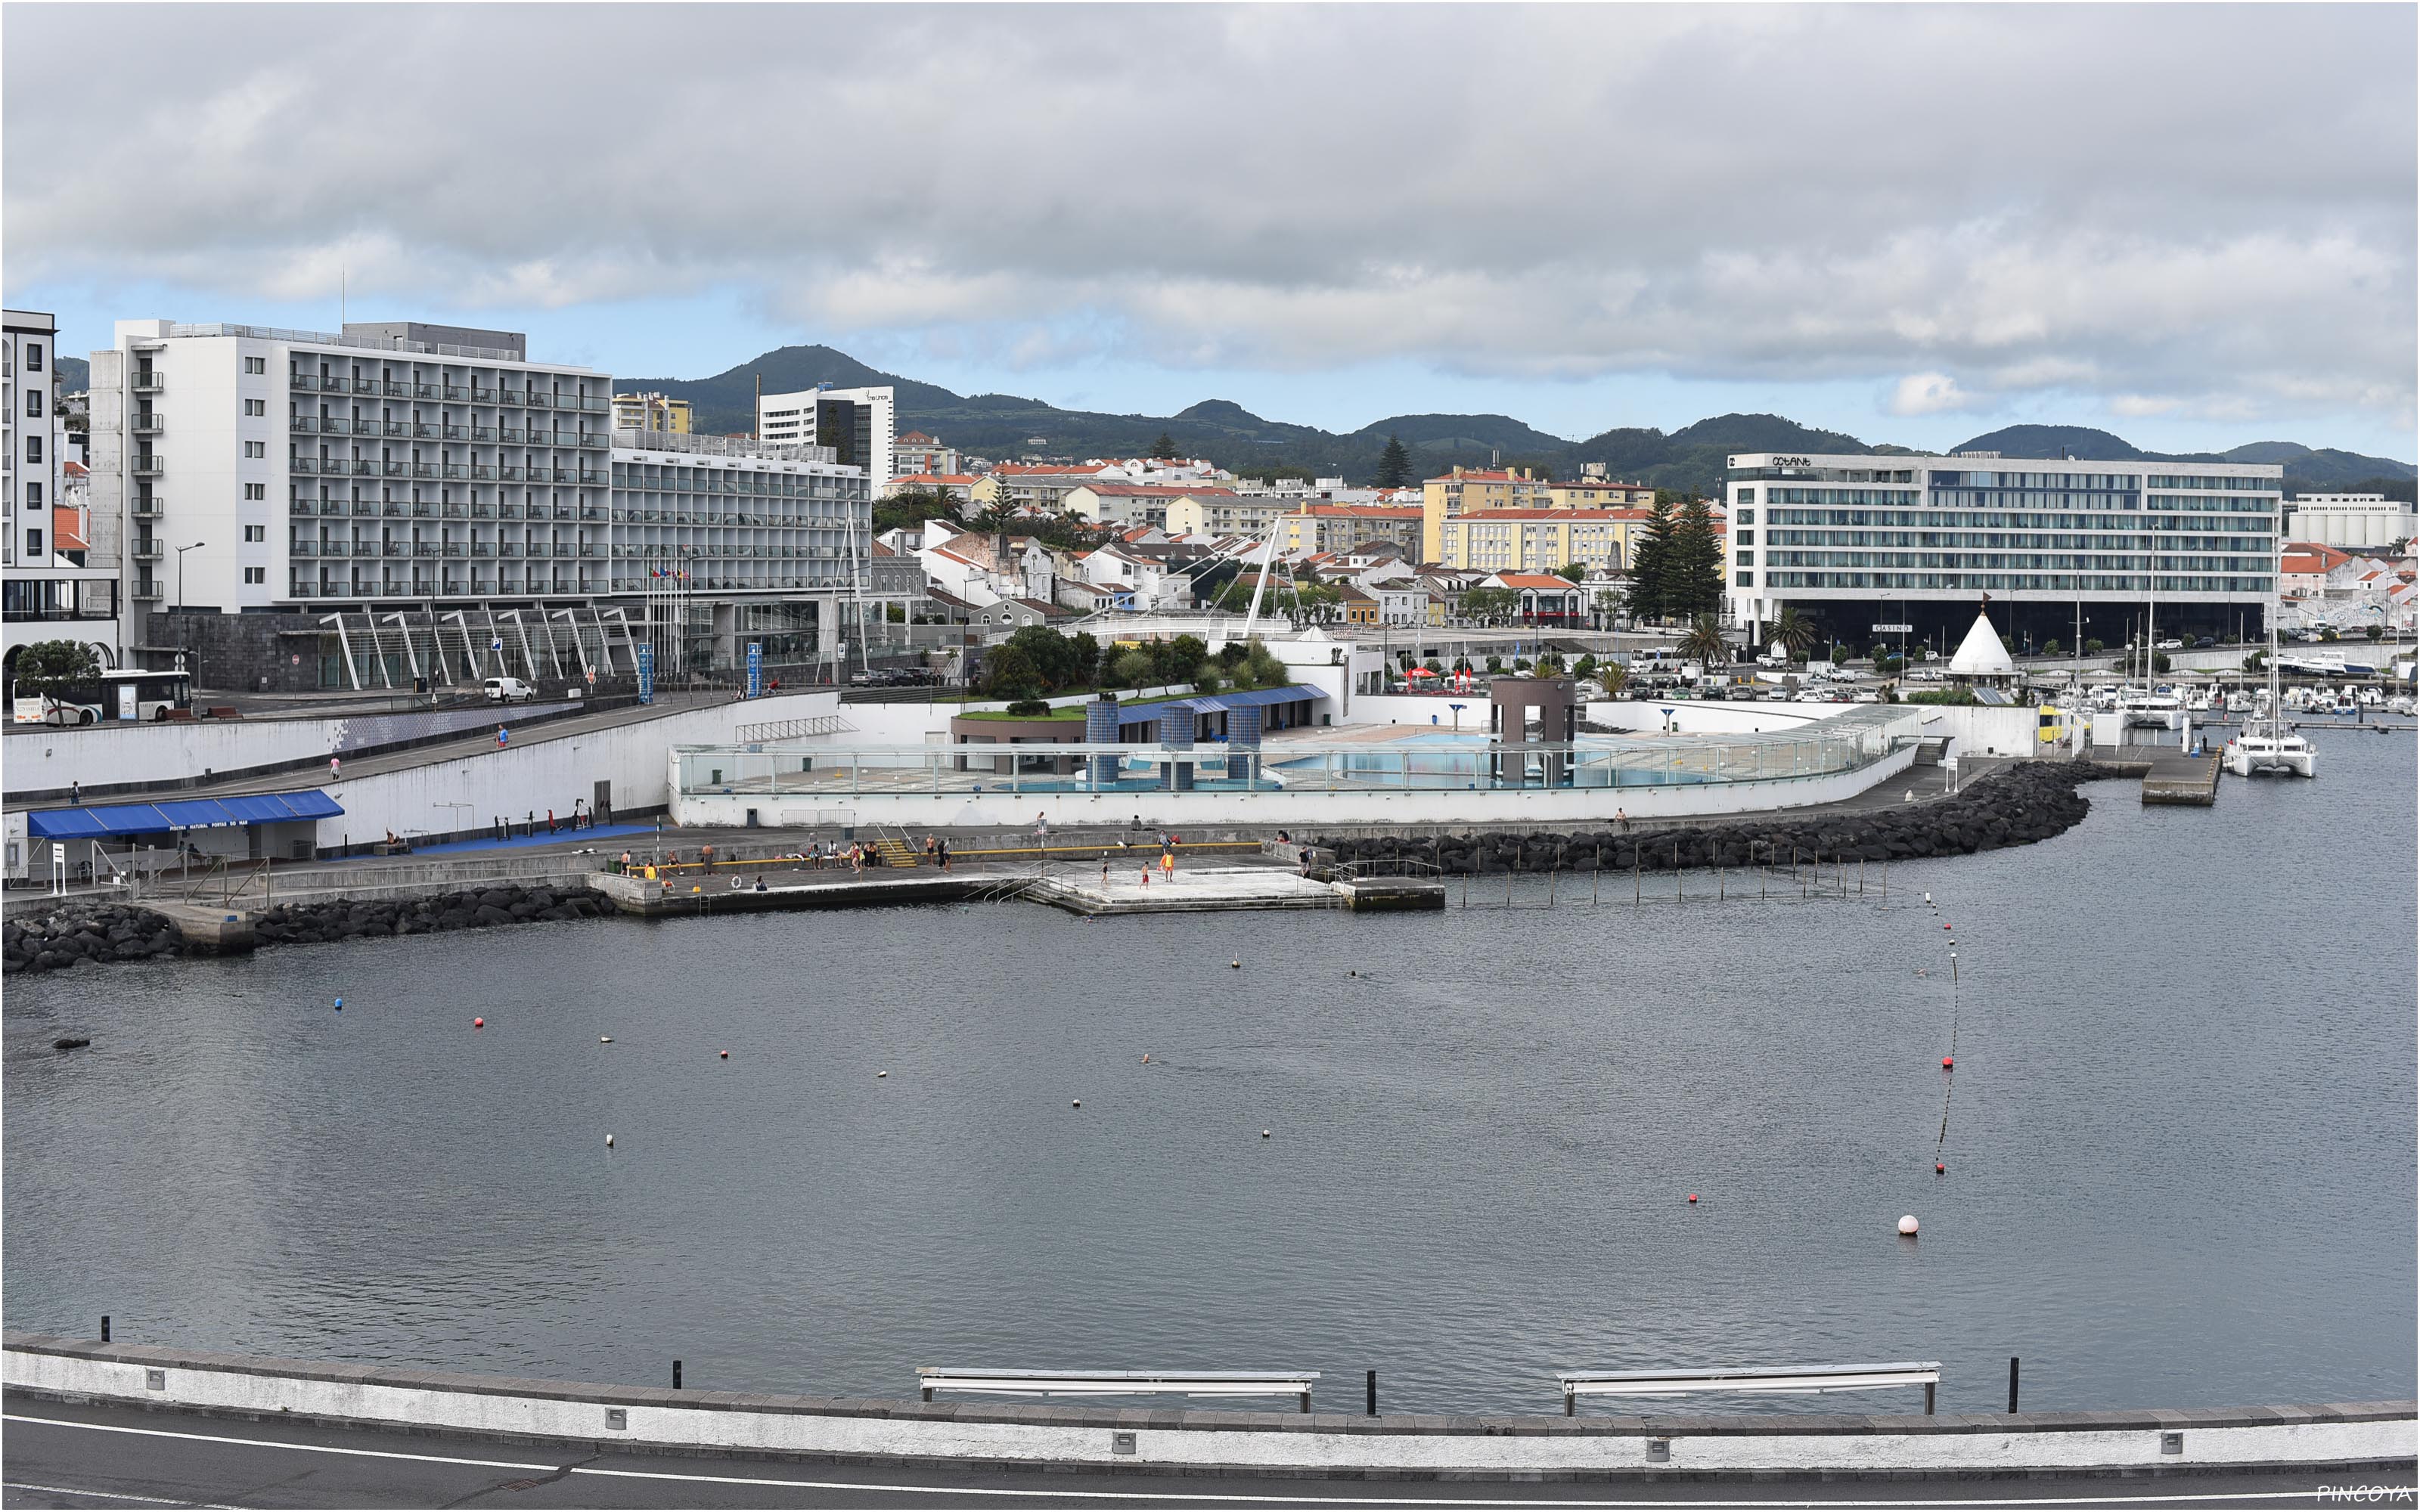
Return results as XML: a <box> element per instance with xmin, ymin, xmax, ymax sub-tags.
<box><xmin>1672</xmin><ymin>497</ymin><xmax>1725</xmax><ymax>618</ymax></box>
<box><xmin>1627</xmin><ymin>496</ymin><xmax>1677</xmax><ymax>623</ymax></box>
<box><xmin>1150</xmin><ymin>432</ymin><xmax>1177</xmax><ymax>460</ymax></box>
<box><xmin>1374</xmin><ymin>434</ymin><xmax>1412</xmax><ymax>489</ymax></box>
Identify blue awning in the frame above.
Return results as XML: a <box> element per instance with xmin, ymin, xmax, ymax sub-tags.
<box><xmin>27</xmin><ymin>789</ymin><xmax>344</xmax><ymax>840</ymax></box>
<box><xmin>1187</xmin><ymin>683</ymin><xmax>1325</xmax><ymax>714</ymax></box>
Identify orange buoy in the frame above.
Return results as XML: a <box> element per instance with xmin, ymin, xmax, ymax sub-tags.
<box><xmin>1934</xmin><ymin>1162</ymin><xmax>1946</xmax><ymax>1174</ymax></box>
<box><xmin>1941</xmin><ymin>1055</ymin><xmax>1954</xmax><ymax>1068</ymax></box>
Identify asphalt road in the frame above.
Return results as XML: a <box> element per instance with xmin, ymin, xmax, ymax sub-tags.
<box><xmin>2</xmin><ymin>1395</ymin><xmax>2409</xmax><ymax>1510</ymax></box>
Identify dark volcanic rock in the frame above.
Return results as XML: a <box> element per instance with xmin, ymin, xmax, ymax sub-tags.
<box><xmin>1319</xmin><ymin>761</ymin><xmax>2124</xmax><ymax>878</ymax></box>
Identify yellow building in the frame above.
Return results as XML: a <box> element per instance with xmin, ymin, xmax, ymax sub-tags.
<box><xmin>1435</xmin><ymin>504</ymin><xmax>1724</xmax><ymax>576</ymax></box>
<box><xmin>1419</xmin><ymin>466</ymin><xmax>1554</xmax><ymax>561</ymax></box>
<box><xmin>1547</xmin><ymin>479</ymin><xmax>1657</xmax><ymax>510</ymax></box>
<box><xmin>612</xmin><ymin>392</ymin><xmax>692</xmax><ymax>433</ymax></box>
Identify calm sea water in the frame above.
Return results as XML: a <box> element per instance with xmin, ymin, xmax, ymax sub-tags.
<box><xmin>6</xmin><ymin>733</ymin><xmax>2413</xmax><ymax>1418</ymax></box>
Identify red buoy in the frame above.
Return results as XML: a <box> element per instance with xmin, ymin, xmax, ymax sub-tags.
<box><xmin>718</xmin><ymin>1050</ymin><xmax>729</xmax><ymax>1059</ymax></box>
<box><xmin>1943</xmin><ymin>922</ymin><xmax>1953</xmax><ymax>931</ymax></box>
<box><xmin>473</xmin><ymin>1017</ymin><xmax>485</xmax><ymax>1028</ymax></box>
<box><xmin>1686</xmin><ymin>1193</ymin><xmax>1699</xmax><ymax>1204</ymax></box>
<box><xmin>1941</xmin><ymin>1055</ymin><xmax>1954</xmax><ymax>1068</ymax></box>
<box><xmin>1934</xmin><ymin>1162</ymin><xmax>1946</xmax><ymax>1174</ymax></box>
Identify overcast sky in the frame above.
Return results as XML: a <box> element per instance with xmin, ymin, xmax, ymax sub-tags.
<box><xmin>6</xmin><ymin>4</ymin><xmax>2412</xmax><ymax>458</ymax></box>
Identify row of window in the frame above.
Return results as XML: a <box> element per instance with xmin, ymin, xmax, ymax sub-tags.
<box><xmin>1757</xmin><ymin>572</ymin><xmax>2275</xmax><ymax>593</ymax></box>
<box><xmin>1767</xmin><ymin>529</ymin><xmax>2271</xmax><ymax>552</ymax></box>
<box><xmin>1771</xmin><ymin>508</ymin><xmax>2277</xmax><ymax>533</ymax></box>
<box><xmin>1767</xmin><ymin>550</ymin><xmax>2276</xmax><ymax>573</ymax></box>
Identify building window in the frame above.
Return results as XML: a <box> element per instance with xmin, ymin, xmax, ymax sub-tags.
<box><xmin>25</xmin><ymin>435</ymin><xmax>40</xmax><ymax>464</ymax></box>
<box><xmin>27</xmin><ymin>390</ymin><xmax>42</xmax><ymax>418</ymax></box>
<box><xmin>244</xmin><ymin>566</ymin><xmax>266</xmax><ymax>584</ymax></box>
<box><xmin>24</xmin><ymin>343</ymin><xmax>41</xmax><ymax>371</ymax></box>
<box><xmin>244</xmin><ymin>398</ymin><xmax>266</xmax><ymax>417</ymax></box>
<box><xmin>244</xmin><ymin>482</ymin><xmax>266</xmax><ymax>500</ymax></box>
<box><xmin>26</xmin><ymin>482</ymin><xmax>42</xmax><ymax>508</ymax></box>
<box><xmin>26</xmin><ymin>529</ymin><xmax>42</xmax><ymax>556</ymax></box>
<box><xmin>245</xmin><ymin>357</ymin><xmax>266</xmax><ymax>375</ymax></box>
<box><xmin>244</xmin><ymin>525</ymin><xmax>266</xmax><ymax>542</ymax></box>
<box><xmin>244</xmin><ymin>441</ymin><xmax>265</xmax><ymax>458</ymax></box>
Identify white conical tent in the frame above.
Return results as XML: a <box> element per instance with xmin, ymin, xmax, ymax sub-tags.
<box><xmin>1948</xmin><ymin>609</ymin><xmax>2017</xmax><ymax>677</ymax></box>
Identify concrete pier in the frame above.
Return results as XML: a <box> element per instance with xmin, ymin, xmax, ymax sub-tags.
<box><xmin>1024</xmin><ymin>865</ymin><xmax>1344</xmax><ymax>916</ymax></box>
<box><xmin>592</xmin><ymin>869</ymin><xmax>1032</xmax><ymax>918</ymax></box>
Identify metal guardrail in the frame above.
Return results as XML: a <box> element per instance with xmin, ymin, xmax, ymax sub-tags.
<box><xmin>1559</xmin><ymin>1362</ymin><xmax>1942</xmax><ymax>1416</ymax></box>
<box><xmin>731</xmin><ymin>714</ymin><xmax>858</xmax><ymax>742</ymax></box>
<box><xmin>917</xmin><ymin>1368</ymin><xmax>1320</xmax><ymax>1413</ymax></box>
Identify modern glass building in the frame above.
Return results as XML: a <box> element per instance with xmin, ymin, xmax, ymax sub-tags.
<box><xmin>1724</xmin><ymin>452</ymin><xmax>2283</xmax><ymax>652</ymax></box>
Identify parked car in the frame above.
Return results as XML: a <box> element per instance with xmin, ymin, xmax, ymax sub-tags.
<box><xmin>483</xmin><ymin>676</ymin><xmax>536</xmax><ymax>703</ymax></box>
<box><xmin>2156</xmin><ymin>638</ymin><xmax>2184</xmax><ymax>650</ymax></box>
<box><xmin>2195</xmin><ymin>636</ymin><xmax>2216</xmax><ymax>648</ymax></box>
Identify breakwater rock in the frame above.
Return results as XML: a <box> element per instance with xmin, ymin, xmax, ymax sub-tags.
<box><xmin>4</xmin><ymin>903</ymin><xmax>184</xmax><ymax>974</ymax></box>
<box><xmin>252</xmin><ymin>885</ymin><xmax>610</xmax><ymax>947</ymax></box>
<box><xmin>1317</xmin><ymin>761</ymin><xmax>2126</xmax><ymax>875</ymax></box>
<box><xmin>5</xmin><ymin>884</ymin><xmax>612</xmax><ymax>974</ymax></box>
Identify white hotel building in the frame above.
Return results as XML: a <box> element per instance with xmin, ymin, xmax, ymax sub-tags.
<box><xmin>86</xmin><ymin>320</ymin><xmax>873</xmax><ymax>690</ymax></box>
<box><xmin>759</xmin><ymin>385</ymin><xmax>895</xmax><ymax>496</ymax></box>
<box><xmin>1724</xmin><ymin>452</ymin><xmax>2284</xmax><ymax>650</ymax></box>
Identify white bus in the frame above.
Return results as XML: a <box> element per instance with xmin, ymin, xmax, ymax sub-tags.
<box><xmin>11</xmin><ymin>668</ymin><xmax>194</xmax><ymax>726</ymax></box>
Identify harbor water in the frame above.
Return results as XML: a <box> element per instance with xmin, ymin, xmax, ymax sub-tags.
<box><xmin>5</xmin><ymin>732</ymin><xmax>2413</xmax><ymax>1417</ymax></box>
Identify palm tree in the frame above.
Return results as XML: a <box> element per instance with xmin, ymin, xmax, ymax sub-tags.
<box><xmin>1598</xmin><ymin>659</ymin><xmax>1628</xmax><ymax>697</ymax></box>
<box><xmin>1770</xmin><ymin>606</ymin><xmax>1819</xmax><ymax>664</ymax></box>
<box><xmin>1679</xmin><ymin>615</ymin><xmax>1729</xmax><ymax>668</ymax></box>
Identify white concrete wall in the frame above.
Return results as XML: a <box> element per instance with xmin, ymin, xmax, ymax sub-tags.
<box><xmin>5</xmin><ymin>700</ymin><xmax>584</xmax><ymax>798</ymax></box>
<box><xmin>672</xmin><ymin>744</ymin><xmax>1919</xmax><ymax>832</ymax></box>
<box><xmin>320</xmin><ymin>691</ymin><xmax>842</xmax><ymax>845</ymax></box>
<box><xmin>7</xmin><ymin>1342</ymin><xmax>2409</xmax><ymax>1475</ymax></box>
<box><xmin>1587</xmin><ymin>699</ymin><xmax>1844</xmax><ymax>735</ymax></box>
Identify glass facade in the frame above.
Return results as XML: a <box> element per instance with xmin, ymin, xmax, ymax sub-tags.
<box><xmin>1727</xmin><ymin>456</ymin><xmax>2282</xmax><ymax>610</ymax></box>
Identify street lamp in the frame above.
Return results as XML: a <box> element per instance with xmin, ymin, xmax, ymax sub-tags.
<box><xmin>173</xmin><ymin>541</ymin><xmax>206</xmax><ymax>612</ymax></box>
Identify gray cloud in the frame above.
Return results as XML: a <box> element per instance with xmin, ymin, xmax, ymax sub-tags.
<box><xmin>5</xmin><ymin>3</ymin><xmax>2411</xmax><ymax>432</ymax></box>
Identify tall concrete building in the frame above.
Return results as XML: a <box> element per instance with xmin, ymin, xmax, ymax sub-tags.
<box><xmin>5</xmin><ymin>310</ymin><xmax>123</xmax><ymax>683</ymax></box>
<box><xmin>610</xmin><ymin>392</ymin><xmax>691</xmax><ymax>433</ymax></box>
<box><xmin>84</xmin><ymin>318</ymin><xmax>874</xmax><ymax>692</ymax></box>
<box><xmin>759</xmin><ymin>385</ymin><xmax>895</xmax><ymax>491</ymax></box>
<box><xmin>1724</xmin><ymin>452</ymin><xmax>2283</xmax><ymax>648</ymax></box>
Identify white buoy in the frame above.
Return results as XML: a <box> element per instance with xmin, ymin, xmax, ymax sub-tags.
<box><xmin>600</xmin><ymin>1036</ymin><xmax>613</xmax><ymax>1043</ymax></box>
<box><xmin>1261</xmin><ymin>1129</ymin><xmax>1271</xmax><ymax>1139</ymax></box>
<box><xmin>876</xmin><ymin>1070</ymin><xmax>888</xmax><ymax>1077</ymax></box>
<box><xmin>1897</xmin><ymin>1213</ymin><xmax>1919</xmax><ymax>1235</ymax></box>
<box><xmin>606</xmin><ymin>1134</ymin><xmax>616</xmax><ymax>1148</ymax></box>
<box><xmin>1072</xmin><ymin>1098</ymin><xmax>1082</xmax><ymax>1108</ymax></box>
<box><xmin>1230</xmin><ymin>959</ymin><xmax>1241</xmax><ymax>969</ymax></box>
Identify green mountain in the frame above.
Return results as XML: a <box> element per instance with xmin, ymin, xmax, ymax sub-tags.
<box><xmin>56</xmin><ymin>355</ymin><xmax>88</xmax><ymax>392</ymax></box>
<box><xmin>596</xmin><ymin>342</ymin><xmax>2418</xmax><ymax>497</ymax></box>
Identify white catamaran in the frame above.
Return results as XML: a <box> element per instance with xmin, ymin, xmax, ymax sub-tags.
<box><xmin>2224</xmin><ymin>620</ymin><xmax>2317</xmax><ymax>779</ymax></box>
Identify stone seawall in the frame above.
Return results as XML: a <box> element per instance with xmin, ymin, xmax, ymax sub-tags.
<box><xmin>2</xmin><ymin>884</ymin><xmax>610</xmax><ymax>976</ymax></box>
<box><xmin>1316</xmin><ymin>761</ymin><xmax>2124</xmax><ymax>875</ymax></box>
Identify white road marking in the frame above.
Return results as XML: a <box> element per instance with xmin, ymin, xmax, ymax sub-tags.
<box><xmin>2</xmin><ymin>1479</ymin><xmax>241</xmax><ymax>1508</ymax></box>
<box><xmin>2</xmin><ymin>1412</ymin><xmax>2379</xmax><ymax>1507</ymax></box>
<box><xmin>2</xmin><ymin>1413</ymin><xmax>553</xmax><ymax>1472</ymax></box>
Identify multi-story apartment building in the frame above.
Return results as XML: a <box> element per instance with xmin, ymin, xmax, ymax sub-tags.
<box><xmin>1435</xmin><ymin>507</ymin><xmax>1705</xmax><ymax>577</ymax></box>
<box><xmin>759</xmin><ymin>384</ymin><xmax>895</xmax><ymax>492</ymax></box>
<box><xmin>892</xmin><ymin>429</ymin><xmax>960</xmax><ymax>479</ymax></box>
<box><xmin>1419</xmin><ymin>466</ymin><xmax>1555</xmax><ymax>562</ymax></box>
<box><xmin>1547</xmin><ymin>478</ymin><xmax>1657</xmax><ymax>510</ymax></box>
<box><xmin>969</xmin><ymin>462</ymin><xmax>1120</xmax><ymax>513</ymax></box>
<box><xmin>1725</xmin><ymin>452</ymin><xmax>2282</xmax><ymax>646</ymax></box>
<box><xmin>5</xmin><ymin>310</ymin><xmax>123</xmax><ymax>680</ymax></box>
<box><xmin>610</xmin><ymin>392</ymin><xmax>691</xmax><ymax>433</ymax></box>
<box><xmin>1276</xmin><ymin>504</ymin><xmax>1426</xmax><ymax>560</ymax></box>
<box><xmin>85</xmin><ymin>319</ymin><xmax>873</xmax><ymax>691</ymax></box>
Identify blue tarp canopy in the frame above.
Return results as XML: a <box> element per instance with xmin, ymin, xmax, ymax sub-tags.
<box><xmin>27</xmin><ymin>789</ymin><xmax>343</xmax><ymax>839</ymax></box>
